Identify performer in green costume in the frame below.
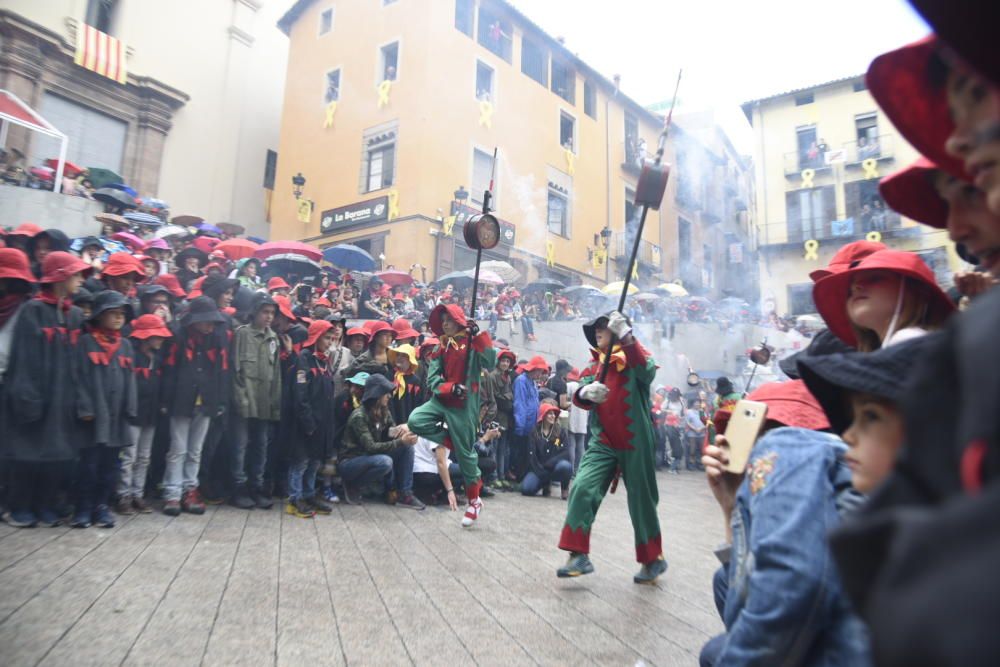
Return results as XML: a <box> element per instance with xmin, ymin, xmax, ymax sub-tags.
<box><xmin>408</xmin><ymin>304</ymin><xmax>496</xmax><ymax>527</ymax></box>
<box><xmin>557</xmin><ymin>311</ymin><xmax>667</xmax><ymax>584</ymax></box>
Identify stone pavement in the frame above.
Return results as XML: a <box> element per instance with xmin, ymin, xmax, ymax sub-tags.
<box><xmin>0</xmin><ymin>471</ymin><xmax>725</xmax><ymax>666</ymax></box>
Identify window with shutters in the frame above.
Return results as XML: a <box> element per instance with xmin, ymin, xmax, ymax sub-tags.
<box><xmin>477</xmin><ymin>6</ymin><xmax>512</xmax><ymax>63</ymax></box>
<box><xmin>584</xmin><ymin>80</ymin><xmax>597</xmax><ymax>119</ymax></box>
<box><xmin>785</xmin><ymin>185</ymin><xmax>835</xmax><ymax>243</ymax></box>
<box><xmin>551</xmin><ymin>60</ymin><xmax>575</xmax><ymax>104</ymax></box>
<box><xmin>521</xmin><ymin>37</ymin><xmax>548</xmax><ymax>87</ymax></box>
<box><xmin>360</xmin><ymin>123</ymin><xmax>398</xmax><ymax>193</ymax></box>
<box><xmin>263</xmin><ymin>150</ymin><xmax>277</xmax><ymax>189</ymax></box>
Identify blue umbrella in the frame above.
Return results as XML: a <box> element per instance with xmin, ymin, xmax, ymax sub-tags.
<box><xmin>124</xmin><ymin>211</ymin><xmax>162</xmax><ymax>226</ymax></box>
<box><xmin>247</xmin><ymin>236</ymin><xmax>267</xmax><ymax>244</ymax></box>
<box><xmin>70</xmin><ymin>236</ymin><xmax>128</xmax><ymax>258</ymax></box>
<box><xmin>322</xmin><ymin>244</ymin><xmax>375</xmax><ymax>271</ymax></box>
<box><xmin>106</xmin><ymin>183</ymin><xmax>138</xmax><ymax>197</ymax></box>
<box><xmin>140</xmin><ymin>197</ymin><xmax>169</xmax><ymax>210</ymax></box>
<box><xmin>197</xmin><ymin>222</ymin><xmax>223</xmax><ymax>237</ymax></box>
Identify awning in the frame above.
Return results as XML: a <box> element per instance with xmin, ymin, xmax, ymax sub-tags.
<box><xmin>0</xmin><ymin>89</ymin><xmax>69</xmax><ymax>194</ymax></box>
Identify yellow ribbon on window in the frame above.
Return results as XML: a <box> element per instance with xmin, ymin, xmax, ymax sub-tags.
<box><xmin>804</xmin><ymin>239</ymin><xmax>819</xmax><ymax>260</ymax></box>
<box><xmin>800</xmin><ymin>168</ymin><xmax>815</xmax><ymax>188</ymax></box>
<box><xmin>323</xmin><ymin>101</ymin><xmax>337</xmax><ymax>128</ymax></box>
<box><xmin>377</xmin><ymin>80</ymin><xmax>393</xmax><ymax>108</ymax></box>
<box><xmin>564</xmin><ymin>148</ymin><xmax>575</xmax><ymax>175</ymax></box>
<box><xmin>862</xmin><ymin>158</ymin><xmax>879</xmax><ymax>179</ymax></box>
<box><xmin>866</xmin><ymin>230</ymin><xmax>882</xmax><ymax>243</ymax></box>
<box><xmin>297</xmin><ymin>199</ymin><xmax>312</xmax><ymax>223</ymax></box>
<box><xmin>443</xmin><ymin>215</ymin><xmax>456</xmax><ymax>236</ymax></box>
<box><xmin>546</xmin><ymin>240</ymin><xmax>556</xmax><ymax>267</ymax></box>
<box><xmin>387</xmin><ymin>189</ymin><xmax>399</xmax><ymax>220</ymax></box>
<box><xmin>591</xmin><ymin>247</ymin><xmax>606</xmax><ymax>269</ymax></box>
<box><xmin>479</xmin><ymin>100</ymin><xmax>494</xmax><ymax>128</ymax></box>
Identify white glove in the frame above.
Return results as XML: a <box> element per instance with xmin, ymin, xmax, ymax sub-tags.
<box><xmin>607</xmin><ymin>311</ymin><xmax>633</xmax><ymax>340</ymax></box>
<box><xmin>579</xmin><ymin>382</ymin><xmax>609</xmax><ymax>404</ymax></box>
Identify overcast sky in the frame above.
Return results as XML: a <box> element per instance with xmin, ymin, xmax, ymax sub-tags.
<box><xmin>513</xmin><ymin>0</ymin><xmax>931</xmax><ymax>151</ymax></box>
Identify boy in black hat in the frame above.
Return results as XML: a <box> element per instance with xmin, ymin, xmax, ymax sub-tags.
<box><xmin>73</xmin><ymin>291</ymin><xmax>137</xmax><ymax>528</ymax></box>
<box><xmin>230</xmin><ymin>292</ymin><xmax>282</xmax><ymax>510</ymax></box>
<box><xmin>161</xmin><ymin>297</ymin><xmax>230</xmax><ymax>516</ymax></box>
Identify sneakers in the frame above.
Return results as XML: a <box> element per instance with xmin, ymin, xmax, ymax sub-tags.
<box><xmin>3</xmin><ymin>509</ymin><xmax>37</xmax><ymax>528</ymax></box>
<box><xmin>322</xmin><ymin>486</ymin><xmax>340</xmax><ymax>504</ymax></box>
<box><xmin>285</xmin><ymin>498</ymin><xmax>315</xmax><ymax>519</ymax></box>
<box><xmin>633</xmin><ymin>556</ymin><xmax>669</xmax><ymax>585</ymax></box>
<box><xmin>181</xmin><ymin>489</ymin><xmax>206</xmax><ymax>515</ymax></box>
<box><xmin>384</xmin><ymin>490</ymin><xmax>399</xmax><ymax>506</ymax></box>
<box><xmin>527</xmin><ymin>334</ymin><xmax>538</xmax><ymax>342</ymax></box>
<box><xmin>230</xmin><ymin>485</ymin><xmax>255</xmax><ymax>510</ymax></box>
<box><xmin>132</xmin><ymin>497</ymin><xmax>153</xmax><ymax>514</ymax></box>
<box><xmin>308</xmin><ymin>496</ymin><xmax>334</xmax><ymax>515</ymax></box>
<box><xmin>251</xmin><ymin>488</ymin><xmax>274</xmax><ymax>510</ymax></box>
<box><xmin>397</xmin><ymin>494</ymin><xmax>426</xmax><ymax>511</ymax></box>
<box><xmin>461</xmin><ymin>498</ymin><xmax>483</xmax><ymax>527</ymax></box>
<box><xmin>163</xmin><ymin>500</ymin><xmax>181</xmax><ymax>516</ymax></box>
<box><xmin>116</xmin><ymin>497</ymin><xmax>136</xmax><ymax>516</ymax></box>
<box><xmin>557</xmin><ymin>552</ymin><xmax>595</xmax><ymax>578</ymax></box>
<box><xmin>37</xmin><ymin>508</ymin><xmax>62</xmax><ymax>527</ymax></box>
<box><xmin>93</xmin><ymin>505</ymin><xmax>116</xmax><ymax>529</ymax></box>
<box><xmin>70</xmin><ymin>510</ymin><xmax>92</xmax><ymax>529</ymax></box>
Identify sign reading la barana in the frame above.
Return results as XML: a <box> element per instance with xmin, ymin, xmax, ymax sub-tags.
<box><xmin>320</xmin><ymin>196</ymin><xmax>389</xmax><ymax>232</ymax></box>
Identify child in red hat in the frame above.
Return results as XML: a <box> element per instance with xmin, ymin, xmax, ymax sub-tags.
<box><xmin>117</xmin><ymin>314</ymin><xmax>172</xmax><ymax>515</ymax></box>
<box><xmin>2</xmin><ymin>251</ymin><xmax>89</xmax><ymax>527</ymax></box>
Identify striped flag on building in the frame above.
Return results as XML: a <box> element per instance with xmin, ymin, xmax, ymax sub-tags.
<box><xmin>74</xmin><ymin>23</ymin><xmax>127</xmax><ymax>84</ymax></box>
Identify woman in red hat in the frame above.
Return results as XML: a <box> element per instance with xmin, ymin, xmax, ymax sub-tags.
<box><xmin>343</xmin><ymin>326</ymin><xmax>370</xmax><ymax>357</ymax></box>
<box><xmin>344</xmin><ymin>319</ymin><xmax>395</xmax><ymax>381</ymax></box>
<box><xmin>2</xmin><ymin>251</ymin><xmax>90</xmax><ymax>527</ymax></box>
<box><xmin>98</xmin><ymin>252</ymin><xmax>146</xmax><ymax>301</ymax></box>
<box><xmin>813</xmin><ymin>249</ymin><xmax>955</xmax><ymax>351</ymax></box>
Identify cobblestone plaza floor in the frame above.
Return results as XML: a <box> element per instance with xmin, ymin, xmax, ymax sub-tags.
<box><xmin>0</xmin><ymin>471</ymin><xmax>723</xmax><ymax>666</ymax></box>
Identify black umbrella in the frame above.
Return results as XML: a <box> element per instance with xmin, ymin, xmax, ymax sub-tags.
<box><xmin>562</xmin><ymin>284</ymin><xmax>603</xmax><ymax>298</ymax></box>
<box><xmin>93</xmin><ymin>187</ymin><xmax>138</xmax><ymax>210</ymax></box>
<box><xmin>433</xmin><ymin>270</ymin><xmax>475</xmax><ymax>288</ymax></box>
<box><xmin>523</xmin><ymin>278</ymin><xmax>566</xmax><ymax>294</ymax></box>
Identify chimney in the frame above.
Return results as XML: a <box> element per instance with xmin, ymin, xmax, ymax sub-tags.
<box><xmin>613</xmin><ymin>74</ymin><xmax>621</xmax><ymax>94</ymax></box>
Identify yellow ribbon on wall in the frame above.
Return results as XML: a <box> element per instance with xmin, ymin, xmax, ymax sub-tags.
<box><xmin>800</xmin><ymin>168</ymin><xmax>815</xmax><ymax>188</ymax></box>
<box><xmin>862</xmin><ymin>158</ymin><xmax>879</xmax><ymax>179</ymax></box>
<box><xmin>297</xmin><ymin>199</ymin><xmax>312</xmax><ymax>224</ymax></box>
<box><xmin>564</xmin><ymin>148</ymin><xmax>576</xmax><ymax>175</ymax></box>
<box><xmin>387</xmin><ymin>189</ymin><xmax>400</xmax><ymax>220</ymax></box>
<box><xmin>442</xmin><ymin>215</ymin><xmax>456</xmax><ymax>236</ymax></box>
<box><xmin>591</xmin><ymin>248</ymin><xmax>606</xmax><ymax>269</ymax></box>
<box><xmin>479</xmin><ymin>100</ymin><xmax>494</xmax><ymax>128</ymax></box>
<box><xmin>866</xmin><ymin>230</ymin><xmax>882</xmax><ymax>243</ymax></box>
<box><xmin>377</xmin><ymin>80</ymin><xmax>393</xmax><ymax>108</ymax></box>
<box><xmin>631</xmin><ymin>263</ymin><xmax>639</xmax><ymax>280</ymax></box>
<box><xmin>323</xmin><ymin>101</ymin><xmax>337</xmax><ymax>128</ymax></box>
<box><xmin>546</xmin><ymin>240</ymin><xmax>556</xmax><ymax>267</ymax></box>
<box><xmin>804</xmin><ymin>239</ymin><xmax>819</xmax><ymax>260</ymax></box>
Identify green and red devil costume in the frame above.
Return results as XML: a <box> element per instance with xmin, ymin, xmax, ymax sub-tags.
<box><xmin>559</xmin><ymin>320</ymin><xmax>662</xmax><ymax>564</ymax></box>
<box><xmin>407</xmin><ymin>304</ymin><xmax>497</xmax><ymax>503</ymax></box>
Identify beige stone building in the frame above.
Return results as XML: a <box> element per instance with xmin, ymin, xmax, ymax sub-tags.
<box><xmin>742</xmin><ymin>74</ymin><xmax>961</xmax><ymax>316</ymax></box>
<box><xmin>0</xmin><ymin>0</ymin><xmax>288</xmax><ymax>238</ymax></box>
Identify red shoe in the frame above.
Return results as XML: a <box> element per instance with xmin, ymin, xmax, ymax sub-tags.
<box><xmin>462</xmin><ymin>498</ymin><xmax>483</xmax><ymax>527</ymax></box>
<box><xmin>181</xmin><ymin>488</ymin><xmax>206</xmax><ymax>515</ymax></box>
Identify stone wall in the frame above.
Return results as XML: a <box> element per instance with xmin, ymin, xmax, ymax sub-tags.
<box><xmin>0</xmin><ymin>186</ymin><xmax>105</xmax><ymax>237</ymax></box>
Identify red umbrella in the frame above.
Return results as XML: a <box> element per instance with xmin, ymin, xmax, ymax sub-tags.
<box><xmin>46</xmin><ymin>159</ymin><xmax>84</xmax><ymax>178</ymax></box>
<box><xmin>375</xmin><ymin>269</ymin><xmax>414</xmax><ymax>287</ymax></box>
<box><xmin>254</xmin><ymin>240</ymin><xmax>322</xmax><ymax>263</ymax></box>
<box><xmin>216</xmin><ymin>238</ymin><xmax>259</xmax><ymax>261</ymax></box>
<box><xmin>111</xmin><ymin>231</ymin><xmax>146</xmax><ymax>251</ymax></box>
<box><xmin>29</xmin><ymin>167</ymin><xmax>54</xmax><ymax>181</ymax></box>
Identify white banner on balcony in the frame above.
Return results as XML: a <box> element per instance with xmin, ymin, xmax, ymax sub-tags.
<box><xmin>824</xmin><ymin>149</ymin><xmax>847</xmax><ymax>165</ymax></box>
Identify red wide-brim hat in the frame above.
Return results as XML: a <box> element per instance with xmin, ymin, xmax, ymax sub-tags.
<box><xmin>808</xmin><ymin>240</ymin><xmax>887</xmax><ymax>282</ymax></box>
<box><xmin>429</xmin><ymin>303</ymin><xmax>469</xmax><ymax>336</ymax></box>
<box><xmin>908</xmin><ymin>0</ymin><xmax>1000</xmax><ymax>87</ymax></box>
<box><xmin>867</xmin><ymin>35</ymin><xmax>967</xmax><ymax>180</ymax></box>
<box><xmin>304</xmin><ymin>319</ymin><xmax>334</xmax><ymax>348</ymax></box>
<box><xmin>879</xmin><ymin>157</ymin><xmax>948</xmax><ymax>229</ymax></box>
<box><xmin>813</xmin><ymin>249</ymin><xmax>956</xmax><ymax>346</ymax></box>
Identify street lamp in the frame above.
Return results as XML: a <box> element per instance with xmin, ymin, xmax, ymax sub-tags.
<box><xmin>292</xmin><ymin>172</ymin><xmax>306</xmax><ymax>199</ymax></box>
<box><xmin>454</xmin><ymin>185</ymin><xmax>468</xmax><ymax>204</ymax></box>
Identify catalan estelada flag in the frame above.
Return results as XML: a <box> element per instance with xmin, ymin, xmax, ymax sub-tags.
<box><xmin>74</xmin><ymin>23</ymin><xmax>127</xmax><ymax>84</ymax></box>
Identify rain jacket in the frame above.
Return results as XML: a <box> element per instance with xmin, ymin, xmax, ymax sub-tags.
<box><xmin>339</xmin><ymin>406</ymin><xmax>405</xmax><ymax>462</ymax></box>
<box><xmin>513</xmin><ymin>372</ymin><xmax>539</xmax><ymax>437</ymax></box>
<box><xmin>715</xmin><ymin>427</ymin><xmax>870</xmax><ymax>666</ymax></box>
<box><xmin>290</xmin><ymin>349</ymin><xmax>337</xmax><ymax>462</ymax></box>
<box><xmin>76</xmin><ymin>331</ymin><xmax>138</xmax><ymax>448</ymax></box>
<box><xmin>232</xmin><ymin>323</ymin><xmax>281</xmax><ymax>421</ymax></box>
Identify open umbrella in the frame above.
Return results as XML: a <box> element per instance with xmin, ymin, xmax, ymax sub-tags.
<box><xmin>217</xmin><ymin>222</ymin><xmax>245</xmax><ymax>237</ymax></box>
<box><xmin>480</xmin><ymin>260</ymin><xmax>521</xmax><ymax>284</ymax></box>
<box><xmin>139</xmin><ymin>197</ymin><xmax>169</xmax><ymax>211</ymax></box>
<box><xmin>262</xmin><ymin>254</ymin><xmax>322</xmax><ymax>279</ymax></box>
<box><xmin>375</xmin><ymin>269</ymin><xmax>414</xmax><ymax>287</ymax></box>
<box><xmin>655</xmin><ymin>282</ymin><xmax>689</xmax><ymax>298</ymax></box>
<box><xmin>196</xmin><ymin>222</ymin><xmax>223</xmax><ymax>237</ymax></box>
<box><xmin>523</xmin><ymin>278</ymin><xmax>565</xmax><ymax>294</ymax></box>
<box><xmin>601</xmin><ymin>281</ymin><xmax>639</xmax><ymax>296</ymax></box>
<box><xmin>216</xmin><ymin>238</ymin><xmax>259</xmax><ymax>261</ymax></box>
<box><xmin>93</xmin><ymin>188</ymin><xmax>138</xmax><ymax>209</ymax></box>
<box><xmin>476</xmin><ymin>269</ymin><xmax>504</xmax><ymax>285</ymax></box>
<box><xmin>111</xmin><ymin>231</ymin><xmax>146</xmax><ymax>251</ymax></box>
<box><xmin>322</xmin><ymin>243</ymin><xmax>375</xmax><ymax>271</ymax></box>
<box><xmin>106</xmin><ymin>183</ymin><xmax>139</xmax><ymax>197</ymax></box>
<box><xmin>155</xmin><ymin>224</ymin><xmax>190</xmax><ymax>240</ymax></box>
<box><xmin>29</xmin><ymin>166</ymin><xmax>54</xmax><ymax>181</ymax></box>
<box><xmin>46</xmin><ymin>159</ymin><xmax>84</xmax><ymax>178</ymax></box>
<box><xmin>255</xmin><ymin>240</ymin><xmax>322</xmax><ymax>263</ymax></box>
<box><xmin>124</xmin><ymin>211</ymin><xmax>162</xmax><ymax>227</ymax></box>
<box><xmin>171</xmin><ymin>215</ymin><xmax>204</xmax><ymax>227</ymax></box>
<box><xmin>687</xmin><ymin>296</ymin><xmax>712</xmax><ymax>305</ymax></box>
<box><xmin>633</xmin><ymin>292</ymin><xmax>660</xmax><ymax>303</ymax></box>
<box><xmin>94</xmin><ymin>212</ymin><xmax>129</xmax><ymax>230</ymax></box>
<box><xmin>85</xmin><ymin>167</ymin><xmax>122</xmax><ymax>189</ymax></box>
<box><xmin>562</xmin><ymin>284</ymin><xmax>604</xmax><ymax>298</ymax></box>
<box><xmin>433</xmin><ymin>270</ymin><xmax>475</xmax><ymax>288</ymax></box>
<box><xmin>71</xmin><ymin>236</ymin><xmax>128</xmax><ymax>257</ymax></box>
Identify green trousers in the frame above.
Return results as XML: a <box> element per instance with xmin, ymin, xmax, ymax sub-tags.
<box><xmin>408</xmin><ymin>396</ymin><xmax>480</xmax><ymax>487</ymax></box>
<box><xmin>558</xmin><ymin>440</ymin><xmax>663</xmax><ymax>563</ymax></box>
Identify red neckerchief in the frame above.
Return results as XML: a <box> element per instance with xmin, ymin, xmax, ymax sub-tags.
<box><xmin>35</xmin><ymin>292</ymin><xmax>71</xmax><ymax>312</ymax></box>
<box><xmin>92</xmin><ymin>327</ymin><xmax>123</xmax><ymax>358</ymax></box>
<box><xmin>314</xmin><ymin>349</ymin><xmax>329</xmax><ymax>363</ymax></box>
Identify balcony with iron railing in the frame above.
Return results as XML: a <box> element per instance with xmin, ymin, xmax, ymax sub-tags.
<box><xmin>758</xmin><ymin>210</ymin><xmax>908</xmax><ymax>247</ymax></box>
<box><xmin>784</xmin><ymin>134</ymin><xmax>896</xmax><ymax>177</ymax></box>
<box><xmin>843</xmin><ymin>134</ymin><xmax>895</xmax><ymax>167</ymax></box>
<box><xmin>610</xmin><ymin>232</ymin><xmax>661</xmax><ymax>269</ymax></box>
